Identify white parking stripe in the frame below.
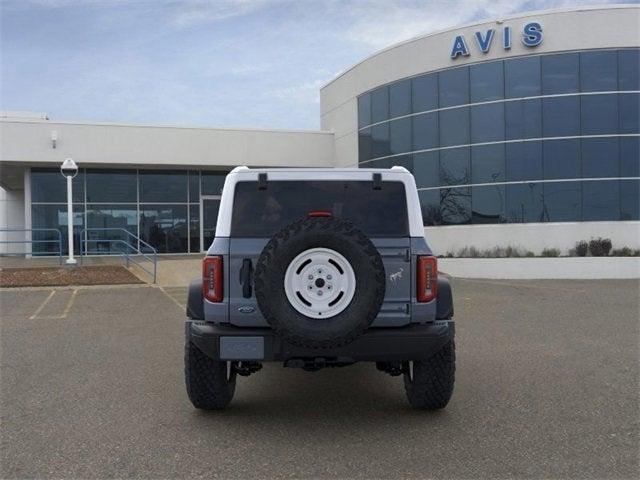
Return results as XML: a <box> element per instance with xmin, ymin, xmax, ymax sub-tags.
<box><xmin>29</xmin><ymin>290</ymin><xmax>56</xmax><ymax>319</ymax></box>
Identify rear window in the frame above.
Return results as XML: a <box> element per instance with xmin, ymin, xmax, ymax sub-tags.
<box><xmin>231</xmin><ymin>180</ymin><xmax>409</xmax><ymax>237</ymax></box>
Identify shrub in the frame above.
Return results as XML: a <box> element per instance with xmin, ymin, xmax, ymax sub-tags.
<box><xmin>588</xmin><ymin>237</ymin><xmax>612</xmax><ymax>257</ymax></box>
<box><xmin>610</xmin><ymin>247</ymin><xmax>640</xmax><ymax>257</ymax></box>
<box><xmin>574</xmin><ymin>240</ymin><xmax>588</xmax><ymax>257</ymax></box>
<box><xmin>541</xmin><ymin>248</ymin><xmax>561</xmax><ymax>257</ymax></box>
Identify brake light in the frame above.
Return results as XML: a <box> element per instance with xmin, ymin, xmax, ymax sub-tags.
<box><xmin>203</xmin><ymin>256</ymin><xmax>223</xmax><ymax>302</ymax></box>
<box><xmin>417</xmin><ymin>256</ymin><xmax>438</xmax><ymax>303</ymax></box>
<box><xmin>308</xmin><ymin>211</ymin><xmax>332</xmax><ymax>217</ymax></box>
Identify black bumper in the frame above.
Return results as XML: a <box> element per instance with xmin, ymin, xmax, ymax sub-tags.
<box><xmin>186</xmin><ymin>320</ymin><xmax>455</xmax><ymax>363</ymax></box>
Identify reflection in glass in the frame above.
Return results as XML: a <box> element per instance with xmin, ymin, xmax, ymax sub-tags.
<box><xmin>439</xmin><ymin>67</ymin><xmax>469</xmax><ymax>108</ymax></box>
<box><xmin>201</xmin><ymin>199</ymin><xmax>220</xmax><ymax>252</ymax></box>
<box><xmin>619</xmin><ymin>93</ymin><xmax>640</xmax><ymax>134</ymax></box>
<box><xmin>31</xmin><ymin>168</ymin><xmax>85</xmax><ymax>203</ymax></box>
<box><xmin>472</xmin><ymin>185</ymin><xmax>505</xmax><ymax>224</ymax></box>
<box><xmin>358</xmin><ymin>128</ymin><xmax>373</xmax><ymax>162</ymax></box>
<box><xmin>581</xmin><ymin>94</ymin><xmax>619</xmax><ymax>135</ymax></box>
<box><xmin>419</xmin><ymin>189</ymin><xmax>441</xmax><ymax>226</ymax></box>
<box><xmin>620</xmin><ymin>137</ymin><xmax>640</xmax><ymax>177</ymax></box>
<box><xmin>582</xmin><ymin>138</ymin><xmax>619</xmax><ymax>178</ymax></box>
<box><xmin>86</xmin><ymin>169</ymin><xmax>136</xmax><ymax>203</ymax></box>
<box><xmin>440</xmin><ymin>148</ymin><xmax>470</xmax><ymax>186</ymax></box>
<box><xmin>543</xmin><ymin>182</ymin><xmax>581</xmax><ymax>222</ymax></box>
<box><xmin>583</xmin><ymin>180</ymin><xmax>620</xmax><ymax>221</ymax></box>
<box><xmin>201</xmin><ymin>172</ymin><xmax>227</xmax><ymax>195</ymax></box>
<box><xmin>543</xmin><ymin>139</ymin><xmax>580</xmax><ymax>180</ymax></box>
<box><xmin>505</xmin><ymin>56</ymin><xmax>540</xmax><ymax>98</ymax></box>
<box><xmin>440</xmin><ymin>187</ymin><xmax>471</xmax><ymax>225</ymax></box>
<box><xmin>506</xmin><ymin>142</ymin><xmax>543</xmax><ymax>182</ymax></box>
<box><xmin>31</xmin><ymin>204</ymin><xmax>84</xmax><ymax>255</ymax></box>
<box><xmin>470</xmin><ymin>103</ymin><xmax>504</xmax><ymax>143</ymax></box>
<box><xmin>189</xmin><ymin>205</ymin><xmax>200</xmax><ymax>253</ymax></box>
<box><xmin>618</xmin><ymin>49</ymin><xmax>640</xmax><ymax>91</ymax></box>
<box><xmin>580</xmin><ymin>51</ymin><xmax>617</xmax><ymax>92</ymax></box>
<box><xmin>390</xmin><ymin>79</ymin><xmax>411</xmax><ymax>117</ymax></box>
<box><xmin>412</xmin><ymin>112</ymin><xmax>438</xmax><ymax>151</ymax></box>
<box><xmin>542</xmin><ymin>96</ymin><xmax>580</xmax><ymax>137</ymax></box>
<box><xmin>140</xmin><ymin>170</ymin><xmax>187</xmax><ymax>203</ymax></box>
<box><xmin>139</xmin><ymin>206</ymin><xmax>188</xmax><ymax>253</ymax></box>
<box><xmin>439</xmin><ymin>108</ymin><xmax>469</xmax><ymax>147</ymax></box>
<box><xmin>620</xmin><ymin>179</ymin><xmax>640</xmax><ymax>221</ymax></box>
<box><xmin>413</xmin><ymin>152</ymin><xmax>439</xmax><ymax>188</ymax></box>
<box><xmin>412</xmin><ymin>74</ymin><xmax>438</xmax><ymax>113</ymax></box>
<box><xmin>471</xmin><ymin>144</ymin><xmax>505</xmax><ymax>184</ymax></box>
<box><xmin>390</xmin><ymin>117</ymin><xmax>412</xmax><ymax>155</ymax></box>
<box><xmin>371</xmin><ymin>87</ymin><xmax>389</xmax><ymax>123</ymax></box>
<box><xmin>189</xmin><ymin>171</ymin><xmax>200</xmax><ymax>203</ymax></box>
<box><xmin>86</xmin><ymin>204</ymin><xmax>137</xmax><ymax>254</ymax></box>
<box><xmin>470</xmin><ymin>61</ymin><xmax>504</xmax><ymax>102</ymax></box>
<box><xmin>542</xmin><ymin>53</ymin><xmax>579</xmax><ymax>94</ymax></box>
<box><xmin>505</xmin><ymin>99</ymin><xmax>541</xmax><ymax>140</ymax></box>
<box><xmin>506</xmin><ymin>183</ymin><xmax>543</xmax><ymax>223</ymax></box>
<box><xmin>371</xmin><ymin>123</ymin><xmax>390</xmax><ymax>158</ymax></box>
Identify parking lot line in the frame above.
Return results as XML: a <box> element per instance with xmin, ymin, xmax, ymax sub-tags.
<box><xmin>29</xmin><ymin>290</ymin><xmax>55</xmax><ymax>319</ymax></box>
<box><xmin>159</xmin><ymin>286</ymin><xmax>186</xmax><ymax>310</ymax></box>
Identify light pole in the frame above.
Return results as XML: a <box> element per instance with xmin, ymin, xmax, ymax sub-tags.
<box><xmin>60</xmin><ymin>158</ymin><xmax>78</xmax><ymax>265</ymax></box>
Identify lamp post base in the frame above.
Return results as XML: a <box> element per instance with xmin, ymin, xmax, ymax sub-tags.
<box><xmin>65</xmin><ymin>258</ymin><xmax>78</xmax><ymax>266</ymax></box>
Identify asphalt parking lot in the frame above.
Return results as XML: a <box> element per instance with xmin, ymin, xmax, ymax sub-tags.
<box><xmin>1</xmin><ymin>279</ymin><xmax>638</xmax><ymax>479</ymax></box>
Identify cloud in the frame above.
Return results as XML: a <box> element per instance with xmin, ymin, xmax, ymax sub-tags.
<box><xmin>168</xmin><ymin>0</ymin><xmax>281</xmax><ymax>28</ymax></box>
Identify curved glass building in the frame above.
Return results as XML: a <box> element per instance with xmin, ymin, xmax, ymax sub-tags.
<box><xmin>321</xmin><ymin>5</ymin><xmax>639</xmax><ymax>254</ymax></box>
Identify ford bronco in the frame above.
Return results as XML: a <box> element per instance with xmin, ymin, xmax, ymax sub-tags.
<box><xmin>185</xmin><ymin>166</ymin><xmax>455</xmax><ymax>409</ymax></box>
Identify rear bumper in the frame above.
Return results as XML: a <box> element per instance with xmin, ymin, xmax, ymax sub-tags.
<box><xmin>186</xmin><ymin>320</ymin><xmax>454</xmax><ymax>363</ymax></box>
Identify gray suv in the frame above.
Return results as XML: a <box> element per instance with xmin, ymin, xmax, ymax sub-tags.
<box><xmin>185</xmin><ymin>167</ymin><xmax>455</xmax><ymax>409</ymax></box>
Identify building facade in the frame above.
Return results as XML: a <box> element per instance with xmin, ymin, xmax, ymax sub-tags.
<box><xmin>1</xmin><ymin>5</ymin><xmax>639</xmax><ymax>256</ymax></box>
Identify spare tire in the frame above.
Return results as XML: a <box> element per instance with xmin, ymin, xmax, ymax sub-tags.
<box><xmin>254</xmin><ymin>216</ymin><xmax>385</xmax><ymax>349</ymax></box>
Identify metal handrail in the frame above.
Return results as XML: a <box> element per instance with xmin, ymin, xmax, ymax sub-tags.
<box><xmin>0</xmin><ymin>228</ymin><xmax>64</xmax><ymax>264</ymax></box>
<box><xmin>79</xmin><ymin>228</ymin><xmax>158</xmax><ymax>283</ymax></box>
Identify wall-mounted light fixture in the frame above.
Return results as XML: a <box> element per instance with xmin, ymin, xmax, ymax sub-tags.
<box><xmin>51</xmin><ymin>130</ymin><xmax>58</xmax><ymax>149</ymax></box>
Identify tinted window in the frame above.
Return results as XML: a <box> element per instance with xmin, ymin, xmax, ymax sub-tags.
<box><xmin>358</xmin><ymin>93</ymin><xmax>371</xmax><ymax>128</ymax></box>
<box><xmin>582</xmin><ymin>180</ymin><xmax>620</xmax><ymax>221</ymax></box>
<box><xmin>412</xmin><ymin>112</ymin><xmax>438</xmax><ymax>151</ymax></box>
<box><xmin>542</xmin><ymin>96</ymin><xmax>580</xmax><ymax>137</ymax></box>
<box><xmin>505</xmin><ymin>99</ymin><xmax>541</xmax><ymax>140</ymax></box>
<box><xmin>86</xmin><ymin>204</ymin><xmax>138</xmax><ymax>253</ymax></box>
<box><xmin>389</xmin><ymin>117</ymin><xmax>412</xmax><ymax>155</ymax></box>
<box><xmin>506</xmin><ymin>141</ymin><xmax>543</xmax><ymax>182</ymax></box>
<box><xmin>389</xmin><ymin>79</ymin><xmax>411</xmax><ymax>117</ymax></box>
<box><xmin>470</xmin><ymin>103</ymin><xmax>504</xmax><ymax>143</ymax></box>
<box><xmin>371</xmin><ymin>87</ymin><xmax>389</xmax><ymax>123</ymax></box>
<box><xmin>620</xmin><ymin>179</ymin><xmax>640</xmax><ymax>220</ymax></box>
<box><xmin>439</xmin><ymin>108</ymin><xmax>469</xmax><ymax>147</ymax></box>
<box><xmin>201</xmin><ymin>172</ymin><xmax>227</xmax><ymax>195</ymax></box>
<box><xmin>582</xmin><ymin>138</ymin><xmax>619</xmax><ymax>178</ymax></box>
<box><xmin>31</xmin><ymin>204</ymin><xmax>84</xmax><ymax>255</ymax></box>
<box><xmin>470</xmin><ymin>61</ymin><xmax>504</xmax><ymax>102</ymax></box>
<box><xmin>189</xmin><ymin>204</ymin><xmax>200</xmax><ymax>252</ymax></box>
<box><xmin>542</xmin><ymin>53</ymin><xmax>579</xmax><ymax>94</ymax></box>
<box><xmin>505</xmin><ymin>56</ymin><xmax>541</xmax><ymax>98</ymax></box>
<box><xmin>472</xmin><ymin>185</ymin><xmax>505</xmax><ymax>224</ymax></box>
<box><xmin>618</xmin><ymin>49</ymin><xmax>640</xmax><ymax>91</ymax></box>
<box><xmin>231</xmin><ymin>181</ymin><xmax>409</xmax><ymax>237</ymax></box>
<box><xmin>419</xmin><ymin>189</ymin><xmax>441</xmax><ymax>225</ymax></box>
<box><xmin>619</xmin><ymin>93</ymin><xmax>640</xmax><ymax>134</ymax></box>
<box><xmin>581</xmin><ymin>94</ymin><xmax>618</xmax><ymax>135</ymax></box>
<box><xmin>140</xmin><ymin>170</ymin><xmax>187</xmax><ymax>203</ymax></box>
<box><xmin>413</xmin><ymin>151</ymin><xmax>439</xmax><ymax>188</ymax></box>
<box><xmin>371</xmin><ymin>123</ymin><xmax>390</xmax><ymax>158</ymax></box>
<box><xmin>543</xmin><ymin>139</ymin><xmax>580</xmax><ymax>180</ymax></box>
<box><xmin>621</xmin><ymin>137</ymin><xmax>640</xmax><ymax>177</ymax></box>
<box><xmin>86</xmin><ymin>169</ymin><xmax>136</xmax><ymax>203</ymax></box>
<box><xmin>439</xmin><ymin>67</ymin><xmax>469</xmax><ymax>107</ymax></box>
<box><xmin>139</xmin><ymin>205</ymin><xmax>188</xmax><ymax>253</ymax></box>
<box><xmin>412</xmin><ymin>74</ymin><xmax>438</xmax><ymax>112</ymax></box>
<box><xmin>581</xmin><ymin>51</ymin><xmax>617</xmax><ymax>92</ymax></box>
<box><xmin>358</xmin><ymin>128</ymin><xmax>373</xmax><ymax>162</ymax></box>
<box><xmin>440</xmin><ymin>148</ymin><xmax>470</xmax><ymax>186</ymax></box>
<box><xmin>31</xmin><ymin>168</ymin><xmax>84</xmax><ymax>203</ymax></box>
<box><xmin>472</xmin><ymin>144</ymin><xmax>505</xmax><ymax>183</ymax></box>
<box><xmin>543</xmin><ymin>182</ymin><xmax>581</xmax><ymax>222</ymax></box>
<box><xmin>506</xmin><ymin>183</ymin><xmax>543</xmax><ymax>223</ymax></box>
<box><xmin>188</xmin><ymin>171</ymin><xmax>200</xmax><ymax>202</ymax></box>
<box><xmin>440</xmin><ymin>187</ymin><xmax>471</xmax><ymax>224</ymax></box>
<box><xmin>367</xmin><ymin>155</ymin><xmax>413</xmax><ymax>171</ymax></box>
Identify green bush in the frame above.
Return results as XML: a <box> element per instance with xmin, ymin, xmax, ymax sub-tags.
<box><xmin>541</xmin><ymin>248</ymin><xmax>561</xmax><ymax>257</ymax></box>
<box><xmin>610</xmin><ymin>247</ymin><xmax>640</xmax><ymax>257</ymax></box>
<box><xmin>574</xmin><ymin>240</ymin><xmax>588</xmax><ymax>257</ymax></box>
<box><xmin>588</xmin><ymin>237</ymin><xmax>612</xmax><ymax>257</ymax></box>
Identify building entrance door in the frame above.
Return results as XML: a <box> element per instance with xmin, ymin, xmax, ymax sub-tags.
<box><xmin>200</xmin><ymin>195</ymin><xmax>221</xmax><ymax>252</ymax></box>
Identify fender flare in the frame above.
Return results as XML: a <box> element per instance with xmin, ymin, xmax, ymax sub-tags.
<box><xmin>186</xmin><ymin>279</ymin><xmax>204</xmax><ymax>320</ymax></box>
<box><xmin>436</xmin><ymin>277</ymin><xmax>454</xmax><ymax>319</ymax></box>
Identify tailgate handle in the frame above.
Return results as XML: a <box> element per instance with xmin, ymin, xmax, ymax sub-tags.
<box><xmin>239</xmin><ymin>258</ymin><xmax>253</xmax><ymax>298</ymax></box>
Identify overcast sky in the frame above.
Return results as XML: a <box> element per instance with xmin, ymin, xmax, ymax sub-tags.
<box><xmin>1</xmin><ymin>0</ymin><xmax>633</xmax><ymax>129</ymax></box>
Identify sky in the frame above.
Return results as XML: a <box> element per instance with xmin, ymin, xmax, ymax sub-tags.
<box><xmin>0</xmin><ymin>0</ymin><xmax>634</xmax><ymax>130</ymax></box>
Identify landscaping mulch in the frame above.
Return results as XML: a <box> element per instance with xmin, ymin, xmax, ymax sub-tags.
<box><xmin>0</xmin><ymin>266</ymin><xmax>143</xmax><ymax>288</ymax></box>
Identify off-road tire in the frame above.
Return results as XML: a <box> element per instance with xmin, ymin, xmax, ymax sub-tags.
<box><xmin>254</xmin><ymin>216</ymin><xmax>385</xmax><ymax>349</ymax></box>
<box><xmin>403</xmin><ymin>339</ymin><xmax>455</xmax><ymax>410</ymax></box>
<box><xmin>184</xmin><ymin>341</ymin><xmax>236</xmax><ymax>410</ymax></box>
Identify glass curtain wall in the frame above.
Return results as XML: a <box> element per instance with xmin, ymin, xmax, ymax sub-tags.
<box><xmin>31</xmin><ymin>168</ymin><xmax>227</xmax><ymax>255</ymax></box>
<box><xmin>357</xmin><ymin>48</ymin><xmax>640</xmax><ymax>225</ymax></box>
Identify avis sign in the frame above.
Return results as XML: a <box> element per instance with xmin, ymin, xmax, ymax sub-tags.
<box><xmin>450</xmin><ymin>22</ymin><xmax>543</xmax><ymax>59</ymax></box>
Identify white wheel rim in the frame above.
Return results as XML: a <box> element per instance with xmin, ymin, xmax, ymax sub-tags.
<box><xmin>284</xmin><ymin>247</ymin><xmax>356</xmax><ymax>319</ymax></box>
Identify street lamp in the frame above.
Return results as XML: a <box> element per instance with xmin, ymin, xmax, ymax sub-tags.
<box><xmin>60</xmin><ymin>158</ymin><xmax>78</xmax><ymax>265</ymax></box>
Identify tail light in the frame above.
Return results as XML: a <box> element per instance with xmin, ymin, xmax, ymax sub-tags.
<box><xmin>417</xmin><ymin>256</ymin><xmax>438</xmax><ymax>303</ymax></box>
<box><xmin>308</xmin><ymin>211</ymin><xmax>332</xmax><ymax>217</ymax></box>
<box><xmin>203</xmin><ymin>256</ymin><xmax>223</xmax><ymax>302</ymax></box>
